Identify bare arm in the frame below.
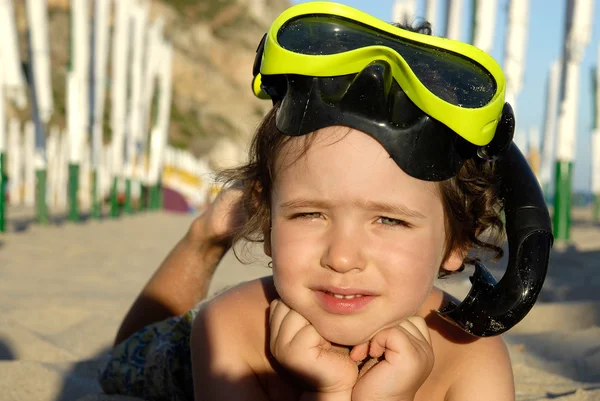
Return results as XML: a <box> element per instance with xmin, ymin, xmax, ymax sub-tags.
<box><xmin>114</xmin><ymin>187</ymin><xmax>245</xmax><ymax>346</ymax></box>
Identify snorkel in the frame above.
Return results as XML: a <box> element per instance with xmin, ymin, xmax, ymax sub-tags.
<box><xmin>252</xmin><ymin>2</ymin><xmax>553</xmax><ymax>337</ymax></box>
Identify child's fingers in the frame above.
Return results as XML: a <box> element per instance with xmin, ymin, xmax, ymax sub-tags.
<box><xmin>269</xmin><ymin>299</ymin><xmax>289</xmax><ymax>349</ymax></box>
<box><xmin>276</xmin><ymin>306</ymin><xmax>312</xmax><ymax>349</ymax></box>
<box><xmin>350</xmin><ymin>342</ymin><xmax>369</xmax><ymax>361</ymax></box>
<box><xmin>399</xmin><ymin>317</ymin><xmax>431</xmax><ymax>345</ymax></box>
<box><xmin>289</xmin><ymin>322</ymin><xmax>328</xmax><ymax>353</ymax></box>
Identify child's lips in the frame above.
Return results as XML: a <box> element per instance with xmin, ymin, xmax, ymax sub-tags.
<box><xmin>313</xmin><ymin>288</ymin><xmax>376</xmax><ymax>314</ymax></box>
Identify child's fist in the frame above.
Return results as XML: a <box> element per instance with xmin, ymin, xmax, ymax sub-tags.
<box><xmin>269</xmin><ymin>299</ymin><xmax>358</xmax><ymax>397</ymax></box>
<box><xmin>351</xmin><ymin>316</ymin><xmax>434</xmax><ymax>401</ymax></box>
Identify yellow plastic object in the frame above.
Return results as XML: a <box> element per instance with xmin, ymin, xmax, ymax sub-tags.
<box><xmin>253</xmin><ymin>1</ymin><xmax>506</xmax><ymax>146</ymax></box>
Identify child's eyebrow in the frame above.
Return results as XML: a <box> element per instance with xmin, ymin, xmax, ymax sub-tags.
<box><xmin>278</xmin><ymin>198</ymin><xmax>426</xmax><ymax>219</ymax></box>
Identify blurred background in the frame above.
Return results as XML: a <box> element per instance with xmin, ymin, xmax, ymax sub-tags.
<box><xmin>0</xmin><ymin>0</ymin><xmax>599</xmax><ymax>241</ymax></box>
<box><xmin>0</xmin><ymin>2</ymin><xmax>599</xmax><ymax>401</ymax></box>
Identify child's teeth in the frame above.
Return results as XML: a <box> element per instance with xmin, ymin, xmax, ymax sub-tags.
<box><xmin>331</xmin><ymin>293</ymin><xmax>363</xmax><ymax>299</ymax></box>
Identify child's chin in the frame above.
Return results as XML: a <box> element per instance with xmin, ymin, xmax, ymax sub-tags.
<box><xmin>315</xmin><ymin>324</ymin><xmax>375</xmax><ymax>347</ymax></box>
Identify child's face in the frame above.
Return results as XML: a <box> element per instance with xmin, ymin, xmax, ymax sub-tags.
<box><xmin>265</xmin><ymin>126</ymin><xmax>463</xmax><ymax>346</ymax></box>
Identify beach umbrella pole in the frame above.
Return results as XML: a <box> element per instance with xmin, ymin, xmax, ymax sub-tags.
<box><xmin>592</xmin><ymin>53</ymin><xmax>600</xmax><ymax>221</ymax></box>
<box><xmin>553</xmin><ymin>0</ymin><xmax>594</xmax><ymax>240</ymax></box>
<box><xmin>26</xmin><ymin>0</ymin><xmax>52</xmax><ymax>225</ymax></box>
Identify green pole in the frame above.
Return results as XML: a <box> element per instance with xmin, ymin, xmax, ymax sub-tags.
<box><xmin>91</xmin><ymin>170</ymin><xmax>101</xmax><ymax>218</ymax></box>
<box><xmin>36</xmin><ymin>169</ymin><xmax>49</xmax><ymax>224</ymax></box>
<box><xmin>552</xmin><ymin>160</ymin><xmax>573</xmax><ymax>241</ymax></box>
<box><xmin>68</xmin><ymin>163</ymin><xmax>80</xmax><ymax>221</ymax></box>
<box><xmin>149</xmin><ymin>182</ymin><xmax>160</xmax><ymax>210</ymax></box>
<box><xmin>594</xmin><ymin>193</ymin><xmax>600</xmax><ymax>221</ymax></box>
<box><xmin>124</xmin><ymin>178</ymin><xmax>133</xmax><ymax>214</ymax></box>
<box><xmin>110</xmin><ymin>176</ymin><xmax>119</xmax><ymax>217</ymax></box>
<box><xmin>0</xmin><ymin>153</ymin><xmax>6</xmax><ymax>232</ymax></box>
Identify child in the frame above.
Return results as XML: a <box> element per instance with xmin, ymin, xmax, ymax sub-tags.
<box><xmin>100</xmin><ymin>3</ymin><xmax>526</xmax><ymax>400</ymax></box>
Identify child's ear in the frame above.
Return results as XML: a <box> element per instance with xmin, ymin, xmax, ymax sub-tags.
<box><xmin>263</xmin><ymin>224</ymin><xmax>272</xmax><ymax>257</ymax></box>
<box><xmin>442</xmin><ymin>246</ymin><xmax>468</xmax><ymax>272</ymax></box>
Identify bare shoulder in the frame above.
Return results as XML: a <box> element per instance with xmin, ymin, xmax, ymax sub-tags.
<box><xmin>419</xmin><ymin>288</ymin><xmax>515</xmax><ymax>401</ymax></box>
<box><xmin>190</xmin><ymin>276</ymin><xmax>277</xmax><ymax>400</ymax></box>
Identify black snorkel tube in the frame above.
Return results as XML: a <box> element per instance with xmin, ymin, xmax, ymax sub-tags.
<box><xmin>436</xmin><ymin>103</ymin><xmax>554</xmax><ymax>337</ymax></box>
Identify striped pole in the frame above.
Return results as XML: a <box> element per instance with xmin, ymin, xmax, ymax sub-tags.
<box><xmin>26</xmin><ymin>0</ymin><xmax>52</xmax><ymax>224</ymax></box>
<box><xmin>125</xmin><ymin>2</ymin><xmax>149</xmax><ymax>213</ymax></box>
<box><xmin>110</xmin><ymin>0</ymin><xmax>131</xmax><ymax>218</ymax></box>
<box><xmin>553</xmin><ymin>0</ymin><xmax>594</xmax><ymax>240</ymax></box>
<box><xmin>90</xmin><ymin>0</ymin><xmax>111</xmax><ymax>219</ymax></box>
<box><xmin>148</xmin><ymin>41</ymin><xmax>173</xmax><ymax>209</ymax></box>
<box><xmin>540</xmin><ymin>60</ymin><xmax>562</xmax><ymax>200</ymax></box>
<box><xmin>0</xmin><ymin>59</ymin><xmax>6</xmax><ymax>232</ymax></box>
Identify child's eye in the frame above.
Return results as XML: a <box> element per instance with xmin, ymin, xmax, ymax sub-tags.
<box><xmin>293</xmin><ymin>212</ymin><xmax>323</xmax><ymax>220</ymax></box>
<box><xmin>378</xmin><ymin>216</ymin><xmax>410</xmax><ymax>228</ymax></box>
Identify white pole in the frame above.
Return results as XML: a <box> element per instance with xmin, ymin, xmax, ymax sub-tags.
<box><xmin>67</xmin><ymin>72</ymin><xmax>82</xmax><ymax>164</ymax></box>
<box><xmin>139</xmin><ymin>17</ymin><xmax>164</xmax><ymax>155</ymax></box>
<box><xmin>91</xmin><ymin>0</ymin><xmax>111</xmax><ymax>170</ymax></box>
<box><xmin>110</xmin><ymin>0</ymin><xmax>131</xmax><ymax>180</ymax></box>
<box><xmin>7</xmin><ymin>119</ymin><xmax>21</xmax><ymax>205</ymax></box>
<box><xmin>73</xmin><ymin>0</ymin><xmax>90</xmax><ymax>139</ymax></box>
<box><xmin>148</xmin><ymin>41</ymin><xmax>173</xmax><ymax>186</ymax></box>
<box><xmin>503</xmin><ymin>0</ymin><xmax>530</xmax><ymax>112</ymax></box>
<box><xmin>556</xmin><ymin>0</ymin><xmax>594</xmax><ymax>163</ymax></box>
<box><xmin>540</xmin><ymin>60</ymin><xmax>562</xmax><ymax>192</ymax></box>
<box><xmin>25</xmin><ymin>0</ymin><xmax>53</xmax><ymax>123</ymax></box>
<box><xmin>0</xmin><ymin>0</ymin><xmax>27</xmax><ymax>108</ymax></box>
<box><xmin>23</xmin><ymin>121</ymin><xmax>35</xmax><ymax>207</ymax></box>
<box><xmin>445</xmin><ymin>0</ymin><xmax>463</xmax><ymax>41</ymax></box>
<box><xmin>126</xmin><ymin>2</ymin><xmax>148</xmax><ymax>178</ymax></box>
<box><xmin>473</xmin><ymin>0</ymin><xmax>498</xmax><ymax>54</ymax></box>
<box><xmin>425</xmin><ymin>0</ymin><xmax>439</xmax><ymax>33</ymax></box>
<box><xmin>392</xmin><ymin>0</ymin><xmax>417</xmax><ymax>24</ymax></box>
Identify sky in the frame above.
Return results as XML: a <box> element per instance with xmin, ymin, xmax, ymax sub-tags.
<box><xmin>291</xmin><ymin>0</ymin><xmax>600</xmax><ymax>192</ymax></box>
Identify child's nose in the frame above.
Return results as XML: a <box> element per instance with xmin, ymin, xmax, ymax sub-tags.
<box><xmin>320</xmin><ymin>225</ymin><xmax>366</xmax><ymax>273</ymax></box>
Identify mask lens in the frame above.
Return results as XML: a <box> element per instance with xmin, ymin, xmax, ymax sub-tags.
<box><xmin>277</xmin><ymin>15</ymin><xmax>497</xmax><ymax>108</ymax></box>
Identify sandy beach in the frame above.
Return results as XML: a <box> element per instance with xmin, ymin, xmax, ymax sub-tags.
<box><xmin>1</xmin><ymin>206</ymin><xmax>599</xmax><ymax>400</ymax></box>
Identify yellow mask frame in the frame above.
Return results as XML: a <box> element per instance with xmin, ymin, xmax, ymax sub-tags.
<box><xmin>252</xmin><ymin>1</ymin><xmax>506</xmax><ymax>146</ymax></box>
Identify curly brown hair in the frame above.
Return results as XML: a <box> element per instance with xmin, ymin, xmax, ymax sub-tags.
<box><xmin>219</xmin><ymin>103</ymin><xmax>506</xmax><ymax>278</ymax></box>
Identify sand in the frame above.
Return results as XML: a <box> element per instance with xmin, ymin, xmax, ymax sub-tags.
<box><xmin>0</xmin><ymin>205</ymin><xmax>599</xmax><ymax>400</ymax></box>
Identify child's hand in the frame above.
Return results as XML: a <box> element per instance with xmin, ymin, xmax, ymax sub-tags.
<box><xmin>351</xmin><ymin>317</ymin><xmax>434</xmax><ymax>401</ymax></box>
<box><xmin>269</xmin><ymin>299</ymin><xmax>358</xmax><ymax>397</ymax></box>
<box><xmin>189</xmin><ymin>183</ymin><xmax>245</xmax><ymax>249</ymax></box>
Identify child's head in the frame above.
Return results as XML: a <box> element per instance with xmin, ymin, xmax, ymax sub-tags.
<box><xmin>221</xmin><ymin>11</ymin><xmax>507</xmax><ymax>344</ymax></box>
